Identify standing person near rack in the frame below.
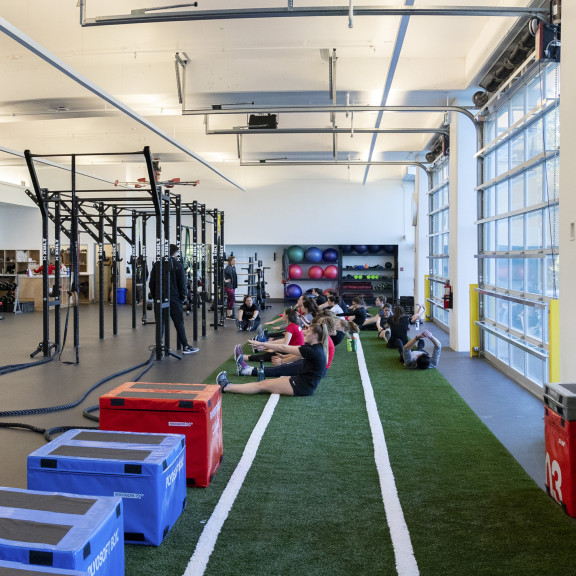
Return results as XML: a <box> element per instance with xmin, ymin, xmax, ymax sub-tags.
<box><xmin>223</xmin><ymin>255</ymin><xmax>238</xmax><ymax>320</ymax></box>
<box><xmin>149</xmin><ymin>244</ymin><xmax>199</xmax><ymax>354</ymax></box>
<box><xmin>236</xmin><ymin>294</ymin><xmax>261</xmax><ymax>331</ymax></box>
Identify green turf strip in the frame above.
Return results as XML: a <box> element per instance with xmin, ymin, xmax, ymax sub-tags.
<box><xmin>360</xmin><ymin>331</ymin><xmax>576</xmax><ymax>575</ymax></box>
<box><xmin>125</xmin><ymin>331</ymin><xmax>576</xmax><ymax>576</ymax></box>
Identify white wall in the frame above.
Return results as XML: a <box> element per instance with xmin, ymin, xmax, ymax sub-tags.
<box><xmin>448</xmin><ymin>111</ymin><xmax>478</xmax><ymax>352</ymax></box>
<box><xmin>559</xmin><ymin>2</ymin><xmax>576</xmax><ymax>382</ymax></box>
<box><xmin>0</xmin><ymin>166</ymin><xmax>417</xmax><ymax>300</ymax></box>
<box><xmin>414</xmin><ymin>167</ymin><xmax>429</xmax><ymax>308</ymax></box>
<box><xmin>0</xmin><ymin>205</ymin><xmax>41</xmax><ymax>248</ymax></box>
<box><xmin>0</xmin><ymin>182</ymin><xmax>36</xmax><ymax>209</ymax></box>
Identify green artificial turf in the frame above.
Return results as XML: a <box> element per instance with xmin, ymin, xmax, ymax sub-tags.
<box><xmin>125</xmin><ymin>332</ymin><xmax>576</xmax><ymax>576</ymax></box>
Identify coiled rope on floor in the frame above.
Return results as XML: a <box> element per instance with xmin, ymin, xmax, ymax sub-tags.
<box><xmin>0</xmin><ymin>344</ymin><xmax>58</xmax><ymax>376</ymax></box>
<box><xmin>0</xmin><ymin>350</ymin><xmax>156</xmax><ymax>419</ymax></box>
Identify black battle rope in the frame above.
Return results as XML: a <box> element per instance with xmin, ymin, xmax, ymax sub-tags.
<box><xmin>0</xmin><ymin>350</ymin><xmax>155</xmax><ymax>419</ymax></box>
<box><xmin>0</xmin><ymin>423</ymin><xmax>98</xmax><ymax>443</ymax></box>
<box><xmin>81</xmin><ymin>358</ymin><xmax>155</xmax><ymax>424</ymax></box>
<box><xmin>59</xmin><ymin>288</ymin><xmax>78</xmax><ymax>365</ymax></box>
<box><xmin>0</xmin><ymin>345</ymin><xmax>58</xmax><ymax>376</ymax></box>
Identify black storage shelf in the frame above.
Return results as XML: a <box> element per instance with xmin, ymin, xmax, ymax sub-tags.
<box><xmin>338</xmin><ymin>246</ymin><xmax>398</xmax><ymax>305</ymax></box>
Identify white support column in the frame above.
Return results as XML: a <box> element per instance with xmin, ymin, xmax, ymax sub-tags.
<box><xmin>448</xmin><ymin>112</ymin><xmax>477</xmax><ymax>351</ymax></box>
<box><xmin>414</xmin><ymin>167</ymin><xmax>429</xmax><ymax>309</ymax></box>
<box><xmin>559</xmin><ymin>3</ymin><xmax>576</xmax><ymax>381</ymax></box>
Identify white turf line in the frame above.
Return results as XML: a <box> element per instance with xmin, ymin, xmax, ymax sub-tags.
<box><xmin>355</xmin><ymin>337</ymin><xmax>420</xmax><ymax>576</ymax></box>
<box><xmin>182</xmin><ymin>393</ymin><xmax>280</xmax><ymax>576</ymax></box>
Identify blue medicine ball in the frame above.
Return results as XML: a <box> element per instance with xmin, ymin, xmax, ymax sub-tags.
<box><xmin>322</xmin><ymin>248</ymin><xmax>338</xmax><ymax>262</ymax></box>
<box><xmin>382</xmin><ymin>245</ymin><xmax>395</xmax><ymax>254</ymax></box>
<box><xmin>340</xmin><ymin>245</ymin><xmax>353</xmax><ymax>254</ymax></box>
<box><xmin>368</xmin><ymin>245</ymin><xmax>381</xmax><ymax>253</ymax></box>
<box><xmin>353</xmin><ymin>245</ymin><xmax>368</xmax><ymax>254</ymax></box>
<box><xmin>285</xmin><ymin>284</ymin><xmax>303</xmax><ymax>298</ymax></box>
<box><xmin>305</xmin><ymin>246</ymin><xmax>323</xmax><ymax>263</ymax></box>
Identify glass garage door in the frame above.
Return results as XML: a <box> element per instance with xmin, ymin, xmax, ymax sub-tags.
<box><xmin>476</xmin><ymin>61</ymin><xmax>559</xmax><ymax>392</ymax></box>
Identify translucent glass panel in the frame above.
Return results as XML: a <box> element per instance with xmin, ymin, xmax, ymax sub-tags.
<box><xmin>481</xmin><ymin>293</ymin><xmax>547</xmax><ymax>342</ymax></box>
<box><xmin>479</xmin><ymin>62</ymin><xmax>559</xmax><ymax>389</ymax></box>
<box><xmin>481</xmin><ymin>257</ymin><xmax>544</xmax><ymax>297</ymax></box>
<box><xmin>429</xmin><ymin>157</ymin><xmax>451</xmax><ymax>325</ymax></box>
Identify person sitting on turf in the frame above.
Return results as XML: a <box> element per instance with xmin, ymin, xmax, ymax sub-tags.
<box><xmin>326</xmin><ymin>294</ymin><xmax>344</xmax><ymax>316</ymax></box>
<box><xmin>299</xmin><ymin>297</ymin><xmax>319</xmax><ymax>327</ymax></box>
<box><xmin>235</xmin><ymin>312</ymin><xmax>346</xmax><ymax>381</ymax></box>
<box><xmin>319</xmin><ymin>290</ymin><xmax>348</xmax><ymax>314</ymax></box>
<box><xmin>236</xmin><ymin>294</ymin><xmax>261</xmax><ymax>331</ymax></box>
<box><xmin>382</xmin><ymin>305</ymin><xmax>423</xmax><ymax>349</ymax></box>
<box><xmin>263</xmin><ymin>307</ymin><xmax>304</xmax><ymax>343</ymax></box>
<box><xmin>361</xmin><ymin>295</ymin><xmax>390</xmax><ymax>331</ymax></box>
<box><xmin>401</xmin><ymin>330</ymin><xmax>441</xmax><ymax>369</ymax></box>
<box><xmin>236</xmin><ymin>307</ymin><xmax>304</xmax><ymax>364</ymax></box>
<box><xmin>337</xmin><ymin>295</ymin><xmax>367</xmax><ymax>328</ymax></box>
<box><xmin>375</xmin><ymin>304</ymin><xmax>393</xmax><ymax>340</ymax></box>
<box><xmin>310</xmin><ymin>287</ymin><xmax>328</xmax><ymax>306</ymax></box>
<box><xmin>217</xmin><ymin>323</ymin><xmax>330</xmax><ymax>396</ymax></box>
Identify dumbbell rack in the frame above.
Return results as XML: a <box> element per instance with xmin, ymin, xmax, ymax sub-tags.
<box><xmin>0</xmin><ymin>274</ymin><xmax>22</xmax><ymax>314</ymax></box>
<box><xmin>338</xmin><ymin>246</ymin><xmax>398</xmax><ymax>305</ymax></box>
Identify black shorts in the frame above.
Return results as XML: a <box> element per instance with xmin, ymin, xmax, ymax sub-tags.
<box><xmin>289</xmin><ymin>376</ymin><xmax>317</xmax><ymax>397</ymax></box>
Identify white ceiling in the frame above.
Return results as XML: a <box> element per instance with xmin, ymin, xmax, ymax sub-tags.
<box><xmin>0</xmin><ymin>1</ymin><xmax>545</xmax><ymax>191</ymax></box>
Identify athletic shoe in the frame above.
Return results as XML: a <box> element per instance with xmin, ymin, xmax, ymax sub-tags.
<box><xmin>240</xmin><ymin>365</ymin><xmax>255</xmax><ymax>377</ymax></box>
<box><xmin>216</xmin><ymin>371</ymin><xmax>230</xmax><ymax>391</ymax></box>
<box><xmin>247</xmin><ymin>320</ymin><xmax>255</xmax><ymax>331</ymax></box>
<box><xmin>235</xmin><ymin>353</ymin><xmax>245</xmax><ymax>376</ymax></box>
<box><xmin>234</xmin><ymin>343</ymin><xmax>243</xmax><ymax>364</ymax></box>
<box><xmin>235</xmin><ymin>319</ymin><xmax>242</xmax><ymax>330</ymax></box>
<box><xmin>254</xmin><ymin>329</ymin><xmax>268</xmax><ymax>343</ymax></box>
<box><xmin>182</xmin><ymin>345</ymin><xmax>199</xmax><ymax>354</ymax></box>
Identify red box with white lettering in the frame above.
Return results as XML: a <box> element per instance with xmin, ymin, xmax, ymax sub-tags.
<box><xmin>99</xmin><ymin>382</ymin><xmax>223</xmax><ymax>487</ymax></box>
<box><xmin>544</xmin><ymin>407</ymin><xmax>576</xmax><ymax>516</ymax></box>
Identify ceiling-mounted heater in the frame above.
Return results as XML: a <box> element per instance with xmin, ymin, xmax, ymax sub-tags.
<box><xmin>248</xmin><ymin>114</ymin><xmax>278</xmax><ymax>129</ymax></box>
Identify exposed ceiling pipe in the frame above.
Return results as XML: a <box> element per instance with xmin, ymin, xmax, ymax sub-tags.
<box><xmin>241</xmin><ymin>158</ymin><xmax>430</xmax><ymax>173</ymax></box>
<box><xmin>185</xmin><ymin>104</ymin><xmax>477</xmax><ymax>124</ymax></box>
<box><xmin>0</xmin><ymin>16</ymin><xmax>244</xmax><ymax>191</ymax></box>
<box><xmin>206</xmin><ymin>127</ymin><xmax>449</xmax><ymax>136</ymax></box>
<box><xmin>80</xmin><ymin>3</ymin><xmax>550</xmax><ymax>26</ymax></box>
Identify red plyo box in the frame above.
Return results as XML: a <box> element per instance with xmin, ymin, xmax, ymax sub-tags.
<box><xmin>545</xmin><ymin>407</ymin><xmax>576</xmax><ymax>516</ymax></box>
<box><xmin>100</xmin><ymin>382</ymin><xmax>223</xmax><ymax>487</ymax></box>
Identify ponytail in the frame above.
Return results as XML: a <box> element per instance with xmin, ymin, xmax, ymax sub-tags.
<box><xmin>309</xmin><ymin>322</ymin><xmax>330</xmax><ymax>360</ymax></box>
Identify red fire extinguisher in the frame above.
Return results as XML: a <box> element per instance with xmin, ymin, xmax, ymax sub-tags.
<box><xmin>443</xmin><ymin>280</ymin><xmax>453</xmax><ymax>310</ymax></box>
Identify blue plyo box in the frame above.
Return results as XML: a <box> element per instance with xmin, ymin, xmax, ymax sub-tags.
<box><xmin>0</xmin><ymin>558</ymin><xmax>86</xmax><ymax>574</ymax></box>
<box><xmin>0</xmin><ymin>487</ymin><xmax>123</xmax><ymax>576</ymax></box>
<box><xmin>27</xmin><ymin>429</ymin><xmax>187</xmax><ymax>546</ymax></box>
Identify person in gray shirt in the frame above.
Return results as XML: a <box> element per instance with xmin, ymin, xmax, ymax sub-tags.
<box><xmin>401</xmin><ymin>330</ymin><xmax>441</xmax><ymax>369</ymax></box>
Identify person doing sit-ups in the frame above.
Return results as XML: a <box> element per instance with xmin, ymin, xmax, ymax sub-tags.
<box><xmin>217</xmin><ymin>323</ymin><xmax>330</xmax><ymax>396</ymax></box>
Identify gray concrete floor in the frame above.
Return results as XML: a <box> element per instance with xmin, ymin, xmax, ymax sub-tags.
<box><xmin>0</xmin><ymin>303</ymin><xmax>546</xmax><ymax>491</ymax></box>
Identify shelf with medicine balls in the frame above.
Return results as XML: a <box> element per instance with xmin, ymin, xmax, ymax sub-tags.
<box><xmin>282</xmin><ymin>245</ymin><xmax>340</xmax><ymax>301</ymax></box>
<box><xmin>338</xmin><ymin>245</ymin><xmax>398</xmax><ymax>305</ymax></box>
